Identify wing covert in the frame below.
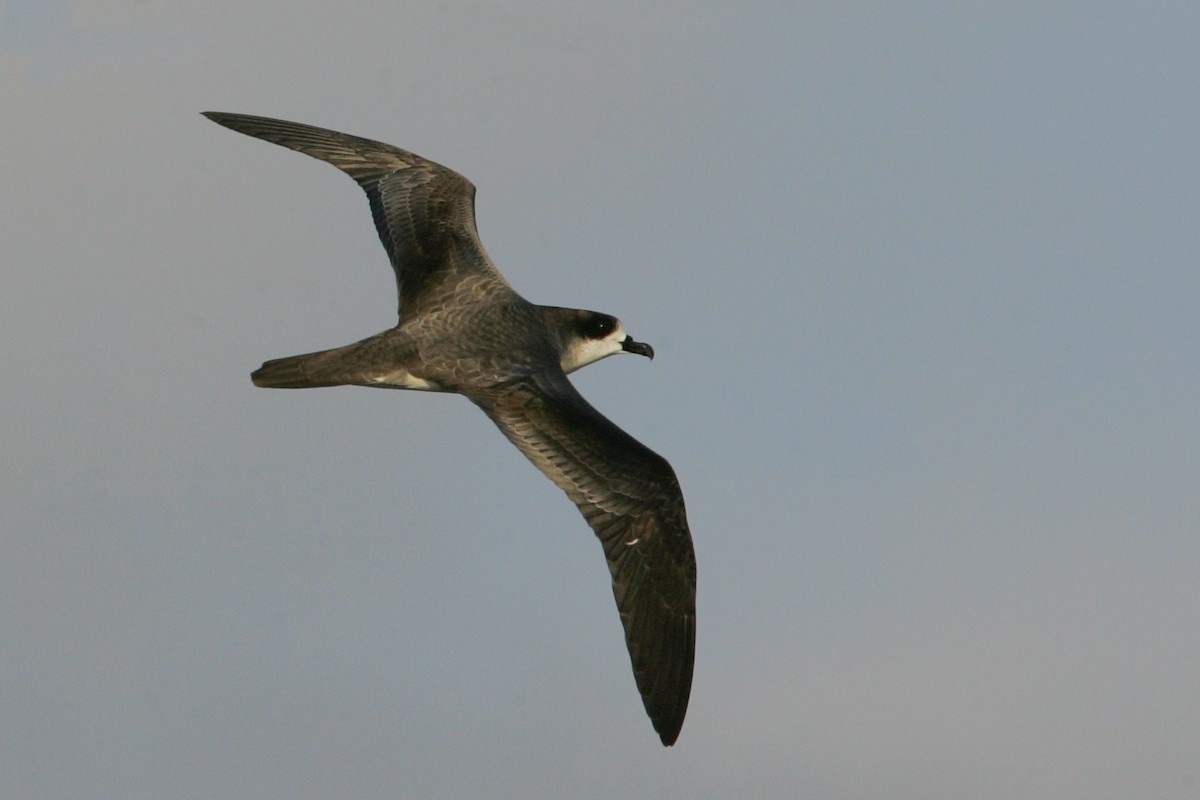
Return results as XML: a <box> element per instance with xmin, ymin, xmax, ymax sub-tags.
<box><xmin>202</xmin><ymin>112</ymin><xmax>509</xmax><ymax>317</ymax></box>
<box><xmin>469</xmin><ymin>374</ymin><xmax>697</xmax><ymax>746</ymax></box>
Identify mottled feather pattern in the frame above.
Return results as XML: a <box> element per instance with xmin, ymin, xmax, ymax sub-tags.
<box><xmin>201</xmin><ymin>112</ymin><xmax>512</xmax><ymax>320</ymax></box>
<box><xmin>204</xmin><ymin>112</ymin><xmax>696</xmax><ymax>746</ymax></box>
<box><xmin>470</xmin><ymin>375</ymin><xmax>695</xmax><ymax>744</ymax></box>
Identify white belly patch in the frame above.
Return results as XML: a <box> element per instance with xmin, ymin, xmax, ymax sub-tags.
<box><xmin>366</xmin><ymin>369</ymin><xmax>443</xmax><ymax>391</ymax></box>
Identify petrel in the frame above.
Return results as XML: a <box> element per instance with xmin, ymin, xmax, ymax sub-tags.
<box><xmin>203</xmin><ymin>112</ymin><xmax>696</xmax><ymax>745</ymax></box>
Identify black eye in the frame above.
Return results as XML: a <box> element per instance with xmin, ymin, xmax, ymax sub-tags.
<box><xmin>583</xmin><ymin>314</ymin><xmax>616</xmax><ymax>339</ymax></box>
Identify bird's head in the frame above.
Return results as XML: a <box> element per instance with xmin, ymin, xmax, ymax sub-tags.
<box><xmin>557</xmin><ymin>310</ymin><xmax>654</xmax><ymax>374</ymax></box>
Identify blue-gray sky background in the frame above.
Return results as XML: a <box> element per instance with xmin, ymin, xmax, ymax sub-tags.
<box><xmin>3</xmin><ymin>2</ymin><xmax>1198</xmax><ymax>798</ymax></box>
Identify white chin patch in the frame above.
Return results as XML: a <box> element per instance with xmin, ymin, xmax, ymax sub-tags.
<box><xmin>561</xmin><ymin>328</ymin><xmax>627</xmax><ymax>373</ymax></box>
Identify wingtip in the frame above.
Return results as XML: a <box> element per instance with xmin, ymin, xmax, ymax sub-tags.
<box><xmin>201</xmin><ymin>111</ymin><xmax>263</xmax><ymax>130</ymax></box>
<box><xmin>201</xmin><ymin>111</ymin><xmax>235</xmax><ymax>128</ymax></box>
<box><xmin>201</xmin><ymin>111</ymin><xmax>245</xmax><ymax>127</ymax></box>
<box><xmin>653</xmin><ymin>702</ymin><xmax>688</xmax><ymax>746</ymax></box>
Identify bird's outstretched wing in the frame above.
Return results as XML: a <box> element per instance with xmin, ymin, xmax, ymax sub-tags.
<box><xmin>468</xmin><ymin>373</ymin><xmax>697</xmax><ymax>746</ymax></box>
<box><xmin>202</xmin><ymin>112</ymin><xmax>512</xmax><ymax>319</ymax></box>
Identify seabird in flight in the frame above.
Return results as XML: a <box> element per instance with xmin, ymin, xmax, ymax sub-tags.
<box><xmin>202</xmin><ymin>112</ymin><xmax>696</xmax><ymax>746</ymax></box>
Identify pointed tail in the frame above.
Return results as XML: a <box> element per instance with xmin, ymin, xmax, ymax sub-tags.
<box><xmin>250</xmin><ymin>345</ymin><xmax>366</xmax><ymax>389</ymax></box>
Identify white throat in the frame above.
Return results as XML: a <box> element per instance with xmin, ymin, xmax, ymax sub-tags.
<box><xmin>560</xmin><ymin>325</ymin><xmax>629</xmax><ymax>374</ymax></box>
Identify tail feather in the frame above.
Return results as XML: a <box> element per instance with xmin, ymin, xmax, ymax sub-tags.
<box><xmin>251</xmin><ymin>347</ymin><xmax>361</xmax><ymax>388</ymax></box>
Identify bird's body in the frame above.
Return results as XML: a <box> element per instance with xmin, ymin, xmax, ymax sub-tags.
<box><xmin>203</xmin><ymin>112</ymin><xmax>696</xmax><ymax>745</ymax></box>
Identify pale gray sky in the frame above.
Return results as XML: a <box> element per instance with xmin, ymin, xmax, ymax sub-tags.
<box><xmin>3</xmin><ymin>2</ymin><xmax>1199</xmax><ymax>798</ymax></box>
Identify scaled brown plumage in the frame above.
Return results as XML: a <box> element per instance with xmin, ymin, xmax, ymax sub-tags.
<box><xmin>204</xmin><ymin>112</ymin><xmax>696</xmax><ymax>745</ymax></box>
